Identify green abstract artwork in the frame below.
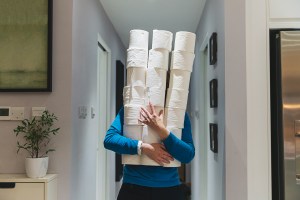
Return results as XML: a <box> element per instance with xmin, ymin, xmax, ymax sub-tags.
<box><xmin>0</xmin><ymin>0</ymin><xmax>51</xmax><ymax>91</ymax></box>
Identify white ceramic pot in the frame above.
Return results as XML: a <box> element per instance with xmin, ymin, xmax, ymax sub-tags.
<box><xmin>25</xmin><ymin>157</ymin><xmax>49</xmax><ymax>178</ymax></box>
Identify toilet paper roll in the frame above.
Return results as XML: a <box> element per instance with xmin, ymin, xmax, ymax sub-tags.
<box><xmin>147</xmin><ymin>49</ymin><xmax>169</xmax><ymax>70</ymax></box>
<box><xmin>152</xmin><ymin>30</ymin><xmax>173</xmax><ymax>51</ymax></box>
<box><xmin>124</xmin><ymin>105</ymin><xmax>143</xmax><ymax>125</ymax></box>
<box><xmin>122</xmin><ymin>155</ymin><xmax>141</xmax><ymax>165</ymax></box>
<box><xmin>167</xmin><ymin>127</ymin><xmax>182</xmax><ymax>139</ymax></box>
<box><xmin>170</xmin><ymin>51</ymin><xmax>195</xmax><ymax>72</ymax></box>
<box><xmin>146</xmin><ymin>105</ymin><xmax>164</xmax><ymax>115</ymax></box>
<box><xmin>142</xmin><ymin>124</ymin><xmax>161</xmax><ymax>144</ymax></box>
<box><xmin>127</xmin><ymin>67</ymin><xmax>146</xmax><ymax>86</ymax></box>
<box><xmin>140</xmin><ymin>155</ymin><xmax>181</xmax><ymax>167</ymax></box>
<box><xmin>127</xmin><ymin>48</ymin><xmax>148</xmax><ymax>68</ymax></box>
<box><xmin>123</xmin><ymin>125</ymin><xmax>143</xmax><ymax>140</ymax></box>
<box><xmin>166</xmin><ymin>88</ymin><xmax>189</xmax><ymax>109</ymax></box>
<box><xmin>129</xmin><ymin>30</ymin><xmax>149</xmax><ymax>50</ymax></box>
<box><xmin>123</xmin><ymin>97</ymin><xmax>146</xmax><ymax>106</ymax></box>
<box><xmin>147</xmin><ymin>87</ymin><xmax>166</xmax><ymax>107</ymax></box>
<box><xmin>174</xmin><ymin>31</ymin><xmax>196</xmax><ymax>53</ymax></box>
<box><xmin>146</xmin><ymin>68</ymin><xmax>167</xmax><ymax>89</ymax></box>
<box><xmin>169</xmin><ymin>70</ymin><xmax>191</xmax><ymax>90</ymax></box>
<box><xmin>123</xmin><ymin>86</ymin><xmax>146</xmax><ymax>99</ymax></box>
<box><xmin>164</xmin><ymin>107</ymin><xmax>185</xmax><ymax>128</ymax></box>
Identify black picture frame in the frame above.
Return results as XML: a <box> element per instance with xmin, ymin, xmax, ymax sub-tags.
<box><xmin>0</xmin><ymin>0</ymin><xmax>53</xmax><ymax>92</ymax></box>
<box><xmin>209</xmin><ymin>123</ymin><xmax>218</xmax><ymax>153</ymax></box>
<box><xmin>209</xmin><ymin>32</ymin><xmax>217</xmax><ymax>65</ymax></box>
<box><xmin>210</xmin><ymin>79</ymin><xmax>218</xmax><ymax>108</ymax></box>
<box><xmin>115</xmin><ymin>60</ymin><xmax>125</xmax><ymax>182</ymax></box>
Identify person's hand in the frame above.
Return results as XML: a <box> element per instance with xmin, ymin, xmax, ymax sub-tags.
<box><xmin>141</xmin><ymin>143</ymin><xmax>174</xmax><ymax>166</ymax></box>
<box><xmin>138</xmin><ymin>102</ymin><xmax>170</xmax><ymax>140</ymax></box>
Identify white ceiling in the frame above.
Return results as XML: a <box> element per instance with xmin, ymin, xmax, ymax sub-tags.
<box><xmin>99</xmin><ymin>0</ymin><xmax>206</xmax><ymax>48</ymax></box>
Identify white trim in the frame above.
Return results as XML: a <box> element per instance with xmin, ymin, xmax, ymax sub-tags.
<box><xmin>269</xmin><ymin>21</ymin><xmax>300</xmax><ymax>29</ymax></box>
<box><xmin>96</xmin><ymin>34</ymin><xmax>112</xmax><ymax>200</ymax></box>
<box><xmin>200</xmin><ymin>33</ymin><xmax>210</xmax><ymax>51</ymax></box>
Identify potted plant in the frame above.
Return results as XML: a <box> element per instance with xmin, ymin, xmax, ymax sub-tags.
<box><xmin>13</xmin><ymin>110</ymin><xmax>60</xmax><ymax>178</ymax></box>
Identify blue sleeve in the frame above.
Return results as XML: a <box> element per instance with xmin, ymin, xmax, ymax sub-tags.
<box><xmin>163</xmin><ymin>113</ymin><xmax>195</xmax><ymax>163</ymax></box>
<box><xmin>103</xmin><ymin>107</ymin><xmax>139</xmax><ymax>155</ymax></box>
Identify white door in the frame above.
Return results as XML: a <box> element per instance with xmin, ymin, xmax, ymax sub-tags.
<box><xmin>96</xmin><ymin>42</ymin><xmax>109</xmax><ymax>200</ymax></box>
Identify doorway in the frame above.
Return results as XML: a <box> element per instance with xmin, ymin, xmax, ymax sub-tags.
<box><xmin>96</xmin><ymin>35</ymin><xmax>111</xmax><ymax>200</ymax></box>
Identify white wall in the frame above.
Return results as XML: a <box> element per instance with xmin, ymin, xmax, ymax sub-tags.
<box><xmin>224</xmin><ymin>0</ymin><xmax>248</xmax><ymax>200</ymax></box>
<box><xmin>189</xmin><ymin>0</ymin><xmax>225</xmax><ymax>200</ymax></box>
<box><xmin>0</xmin><ymin>1</ymin><xmax>73</xmax><ymax>200</ymax></box>
<box><xmin>71</xmin><ymin>0</ymin><xmax>126</xmax><ymax>200</ymax></box>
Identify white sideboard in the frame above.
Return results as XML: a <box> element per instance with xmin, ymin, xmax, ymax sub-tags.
<box><xmin>0</xmin><ymin>174</ymin><xmax>57</xmax><ymax>200</ymax></box>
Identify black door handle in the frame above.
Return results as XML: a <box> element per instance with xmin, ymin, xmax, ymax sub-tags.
<box><xmin>0</xmin><ymin>182</ymin><xmax>15</xmax><ymax>189</ymax></box>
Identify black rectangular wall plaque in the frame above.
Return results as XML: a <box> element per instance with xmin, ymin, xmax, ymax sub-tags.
<box><xmin>210</xmin><ymin>79</ymin><xmax>218</xmax><ymax>108</ymax></box>
<box><xmin>209</xmin><ymin>123</ymin><xmax>218</xmax><ymax>153</ymax></box>
<box><xmin>209</xmin><ymin>32</ymin><xmax>217</xmax><ymax>65</ymax></box>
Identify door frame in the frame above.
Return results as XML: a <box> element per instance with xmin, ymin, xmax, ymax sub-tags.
<box><xmin>191</xmin><ymin>33</ymin><xmax>209</xmax><ymax>200</ymax></box>
<box><xmin>96</xmin><ymin>34</ymin><xmax>112</xmax><ymax>200</ymax></box>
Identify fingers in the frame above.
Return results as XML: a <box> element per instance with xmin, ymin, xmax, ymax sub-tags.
<box><xmin>140</xmin><ymin>110</ymin><xmax>149</xmax><ymax>121</ymax></box>
<box><xmin>158</xmin><ymin>109</ymin><xmax>164</xmax><ymax>118</ymax></box>
<box><xmin>141</xmin><ymin>107</ymin><xmax>152</xmax><ymax>119</ymax></box>
<box><xmin>149</xmin><ymin>102</ymin><xmax>156</xmax><ymax>115</ymax></box>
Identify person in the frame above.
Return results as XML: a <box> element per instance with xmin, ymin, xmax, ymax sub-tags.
<box><xmin>104</xmin><ymin>102</ymin><xmax>195</xmax><ymax>200</ymax></box>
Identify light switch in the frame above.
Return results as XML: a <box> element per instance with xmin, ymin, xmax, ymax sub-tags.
<box><xmin>32</xmin><ymin>107</ymin><xmax>46</xmax><ymax>117</ymax></box>
<box><xmin>10</xmin><ymin>107</ymin><xmax>25</xmax><ymax>120</ymax></box>
<box><xmin>79</xmin><ymin>106</ymin><xmax>87</xmax><ymax>119</ymax></box>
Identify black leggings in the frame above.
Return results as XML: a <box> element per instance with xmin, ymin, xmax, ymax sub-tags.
<box><xmin>117</xmin><ymin>183</ymin><xmax>185</xmax><ymax>200</ymax></box>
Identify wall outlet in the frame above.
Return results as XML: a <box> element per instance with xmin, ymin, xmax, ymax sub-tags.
<box><xmin>32</xmin><ymin>107</ymin><xmax>46</xmax><ymax>117</ymax></box>
<box><xmin>10</xmin><ymin>107</ymin><xmax>25</xmax><ymax>120</ymax></box>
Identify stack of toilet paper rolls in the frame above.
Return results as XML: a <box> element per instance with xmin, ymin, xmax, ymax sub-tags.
<box><xmin>142</xmin><ymin>30</ymin><xmax>174</xmax><ymax>166</ymax></box>
<box><xmin>122</xmin><ymin>30</ymin><xmax>196</xmax><ymax>168</ymax></box>
<box><xmin>164</xmin><ymin>31</ymin><xmax>196</xmax><ymax>147</ymax></box>
<box><xmin>123</xmin><ymin>30</ymin><xmax>148</xmax><ymax>155</ymax></box>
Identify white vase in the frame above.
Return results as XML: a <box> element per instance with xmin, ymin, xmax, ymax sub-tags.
<box><xmin>25</xmin><ymin>157</ymin><xmax>49</xmax><ymax>178</ymax></box>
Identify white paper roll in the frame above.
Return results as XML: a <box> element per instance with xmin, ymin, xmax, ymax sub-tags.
<box><xmin>142</xmin><ymin>126</ymin><xmax>161</xmax><ymax>144</ymax></box>
<box><xmin>123</xmin><ymin>86</ymin><xmax>146</xmax><ymax>99</ymax></box>
<box><xmin>123</xmin><ymin>125</ymin><xmax>143</xmax><ymax>140</ymax></box>
<box><xmin>164</xmin><ymin>107</ymin><xmax>185</xmax><ymax>128</ymax></box>
<box><xmin>167</xmin><ymin>127</ymin><xmax>182</xmax><ymax>139</ymax></box>
<box><xmin>122</xmin><ymin>155</ymin><xmax>141</xmax><ymax>165</ymax></box>
<box><xmin>171</xmin><ymin>51</ymin><xmax>195</xmax><ymax>72</ymax></box>
<box><xmin>174</xmin><ymin>31</ymin><xmax>196</xmax><ymax>53</ymax></box>
<box><xmin>145</xmin><ymin>105</ymin><xmax>164</xmax><ymax>115</ymax></box>
<box><xmin>129</xmin><ymin>30</ymin><xmax>149</xmax><ymax>50</ymax></box>
<box><xmin>147</xmin><ymin>49</ymin><xmax>169</xmax><ymax>70</ymax></box>
<box><xmin>166</xmin><ymin>88</ymin><xmax>189</xmax><ymax>109</ymax></box>
<box><xmin>124</xmin><ymin>105</ymin><xmax>143</xmax><ymax>125</ymax></box>
<box><xmin>152</xmin><ymin>30</ymin><xmax>173</xmax><ymax>51</ymax></box>
<box><xmin>169</xmin><ymin>69</ymin><xmax>191</xmax><ymax>90</ymax></box>
<box><xmin>127</xmin><ymin>48</ymin><xmax>148</xmax><ymax>68</ymax></box>
<box><xmin>127</xmin><ymin>67</ymin><xmax>146</xmax><ymax>86</ymax></box>
<box><xmin>124</xmin><ymin>98</ymin><xmax>146</xmax><ymax>106</ymax></box>
<box><xmin>146</xmin><ymin>68</ymin><xmax>167</xmax><ymax>89</ymax></box>
<box><xmin>147</xmin><ymin>87</ymin><xmax>166</xmax><ymax>107</ymax></box>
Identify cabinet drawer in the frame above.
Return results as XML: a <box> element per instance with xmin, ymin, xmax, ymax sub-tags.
<box><xmin>0</xmin><ymin>183</ymin><xmax>44</xmax><ymax>200</ymax></box>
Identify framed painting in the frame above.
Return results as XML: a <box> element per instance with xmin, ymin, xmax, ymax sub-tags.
<box><xmin>209</xmin><ymin>79</ymin><xmax>218</xmax><ymax>108</ymax></box>
<box><xmin>0</xmin><ymin>0</ymin><xmax>53</xmax><ymax>92</ymax></box>
<box><xmin>209</xmin><ymin>123</ymin><xmax>218</xmax><ymax>153</ymax></box>
<box><xmin>209</xmin><ymin>32</ymin><xmax>217</xmax><ymax>65</ymax></box>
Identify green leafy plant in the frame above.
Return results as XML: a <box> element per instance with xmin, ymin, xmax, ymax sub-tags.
<box><xmin>13</xmin><ymin>110</ymin><xmax>60</xmax><ymax>158</ymax></box>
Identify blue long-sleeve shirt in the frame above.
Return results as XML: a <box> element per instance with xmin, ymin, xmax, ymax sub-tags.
<box><xmin>104</xmin><ymin>107</ymin><xmax>195</xmax><ymax>187</ymax></box>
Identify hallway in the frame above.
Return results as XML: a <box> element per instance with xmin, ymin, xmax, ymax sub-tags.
<box><xmin>0</xmin><ymin>0</ymin><xmax>300</xmax><ymax>200</ymax></box>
